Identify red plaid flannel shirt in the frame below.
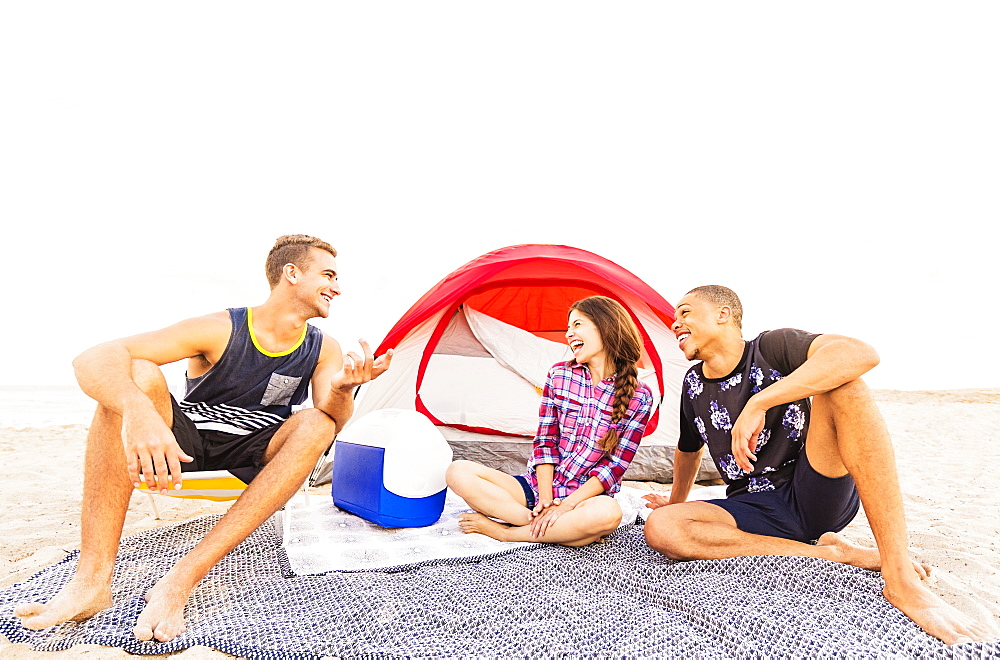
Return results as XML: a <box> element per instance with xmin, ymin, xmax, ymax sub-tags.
<box><xmin>526</xmin><ymin>362</ymin><xmax>653</xmax><ymax>499</ymax></box>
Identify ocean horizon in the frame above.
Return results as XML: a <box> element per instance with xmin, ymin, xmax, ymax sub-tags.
<box><xmin>2</xmin><ymin>382</ymin><xmax>995</xmax><ymax>431</ymax></box>
<box><xmin>0</xmin><ymin>386</ymin><xmax>97</xmax><ymax>429</ymax></box>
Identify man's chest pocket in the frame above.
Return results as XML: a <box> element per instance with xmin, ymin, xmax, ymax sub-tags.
<box><xmin>261</xmin><ymin>372</ymin><xmax>302</xmax><ymax>406</ymax></box>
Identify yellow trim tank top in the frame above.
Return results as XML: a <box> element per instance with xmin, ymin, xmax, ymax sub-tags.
<box><xmin>179</xmin><ymin>307</ymin><xmax>324</xmax><ymax>435</ymax></box>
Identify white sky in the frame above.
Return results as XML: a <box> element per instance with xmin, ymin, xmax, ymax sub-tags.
<box><xmin>1</xmin><ymin>2</ymin><xmax>997</xmax><ymax>392</ymax></box>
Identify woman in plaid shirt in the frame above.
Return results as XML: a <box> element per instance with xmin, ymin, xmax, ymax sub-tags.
<box><xmin>446</xmin><ymin>296</ymin><xmax>654</xmax><ymax>545</ymax></box>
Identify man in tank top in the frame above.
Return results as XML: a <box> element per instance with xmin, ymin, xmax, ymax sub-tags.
<box><xmin>15</xmin><ymin>234</ymin><xmax>393</xmax><ymax>643</ymax></box>
<box><xmin>642</xmin><ymin>285</ymin><xmax>993</xmax><ymax>646</ymax></box>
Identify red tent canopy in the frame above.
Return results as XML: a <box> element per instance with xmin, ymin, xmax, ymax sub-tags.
<box><xmin>376</xmin><ymin>244</ymin><xmax>678</xmax><ymax>437</ymax></box>
<box><xmin>378</xmin><ymin>244</ymin><xmax>677</xmax><ymax>351</ymax></box>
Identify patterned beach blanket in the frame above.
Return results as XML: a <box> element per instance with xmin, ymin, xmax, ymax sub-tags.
<box><xmin>1</xmin><ymin>513</ymin><xmax>997</xmax><ymax>659</ymax></box>
<box><xmin>282</xmin><ymin>487</ymin><xmax>647</xmax><ymax>574</ymax></box>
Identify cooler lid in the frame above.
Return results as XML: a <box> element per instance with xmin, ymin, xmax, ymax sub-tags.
<box><xmin>336</xmin><ymin>408</ymin><xmax>453</xmax><ymax>498</ymax></box>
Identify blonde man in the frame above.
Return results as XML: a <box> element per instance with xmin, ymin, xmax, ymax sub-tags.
<box><xmin>16</xmin><ymin>235</ymin><xmax>392</xmax><ymax>642</ymax></box>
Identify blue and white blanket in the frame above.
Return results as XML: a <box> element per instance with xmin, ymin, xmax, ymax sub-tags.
<box><xmin>1</xmin><ymin>497</ymin><xmax>997</xmax><ymax>659</ymax></box>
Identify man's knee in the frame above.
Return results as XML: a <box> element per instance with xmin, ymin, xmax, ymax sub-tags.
<box><xmin>93</xmin><ymin>360</ymin><xmax>171</xmax><ymax>424</ymax></box>
<box><xmin>644</xmin><ymin>506</ymin><xmax>699</xmax><ymax>561</ymax></box>
<box><xmin>262</xmin><ymin>409</ymin><xmax>336</xmax><ymax>465</ymax></box>
<box><xmin>130</xmin><ymin>360</ymin><xmax>168</xmax><ymax>395</ymax></box>
<box><xmin>820</xmin><ymin>377</ymin><xmax>873</xmax><ymax>409</ymax></box>
<box><xmin>289</xmin><ymin>408</ymin><xmax>337</xmax><ymax>448</ymax></box>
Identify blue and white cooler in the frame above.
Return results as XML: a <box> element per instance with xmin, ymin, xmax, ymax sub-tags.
<box><xmin>331</xmin><ymin>408</ymin><xmax>453</xmax><ymax>528</ymax></box>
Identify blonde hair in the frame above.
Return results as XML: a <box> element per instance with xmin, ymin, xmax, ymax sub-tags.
<box><xmin>265</xmin><ymin>234</ymin><xmax>337</xmax><ymax>288</ymax></box>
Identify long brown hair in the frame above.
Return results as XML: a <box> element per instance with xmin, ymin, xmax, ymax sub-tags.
<box><xmin>568</xmin><ymin>296</ymin><xmax>643</xmax><ymax>454</ymax></box>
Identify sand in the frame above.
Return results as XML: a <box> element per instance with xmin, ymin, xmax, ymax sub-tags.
<box><xmin>1</xmin><ymin>389</ymin><xmax>998</xmax><ymax>658</ymax></box>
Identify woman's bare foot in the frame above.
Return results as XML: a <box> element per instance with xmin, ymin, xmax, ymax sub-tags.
<box><xmin>458</xmin><ymin>512</ymin><xmax>513</xmax><ymax>541</ymax></box>
<box><xmin>14</xmin><ymin>576</ymin><xmax>112</xmax><ymax>630</ymax></box>
<box><xmin>883</xmin><ymin>574</ymin><xmax>998</xmax><ymax>645</ymax></box>
<box><xmin>816</xmin><ymin>532</ymin><xmax>931</xmax><ymax>579</ymax></box>
<box><xmin>132</xmin><ymin>580</ymin><xmax>191</xmax><ymax>642</ymax></box>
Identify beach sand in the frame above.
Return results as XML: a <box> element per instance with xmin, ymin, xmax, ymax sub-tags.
<box><xmin>2</xmin><ymin>389</ymin><xmax>998</xmax><ymax>657</ymax></box>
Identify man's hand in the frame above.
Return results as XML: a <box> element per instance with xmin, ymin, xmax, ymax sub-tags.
<box><xmin>642</xmin><ymin>493</ymin><xmax>672</xmax><ymax>509</ymax></box>
<box><xmin>730</xmin><ymin>401</ymin><xmax>767</xmax><ymax>473</ymax></box>
<box><xmin>330</xmin><ymin>339</ymin><xmax>393</xmax><ymax>392</ymax></box>
<box><xmin>122</xmin><ymin>409</ymin><xmax>193</xmax><ymax>494</ymax></box>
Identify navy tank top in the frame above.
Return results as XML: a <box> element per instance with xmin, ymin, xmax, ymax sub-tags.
<box><xmin>179</xmin><ymin>307</ymin><xmax>324</xmax><ymax>435</ymax></box>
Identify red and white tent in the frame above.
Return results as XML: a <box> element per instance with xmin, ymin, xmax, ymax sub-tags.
<box><xmin>314</xmin><ymin>244</ymin><xmax>718</xmax><ymax>484</ymax></box>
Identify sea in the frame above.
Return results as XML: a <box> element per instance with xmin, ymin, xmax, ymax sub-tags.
<box><xmin>0</xmin><ymin>386</ymin><xmax>98</xmax><ymax>429</ymax></box>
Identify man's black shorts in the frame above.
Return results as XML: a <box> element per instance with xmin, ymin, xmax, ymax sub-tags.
<box><xmin>705</xmin><ymin>450</ymin><xmax>861</xmax><ymax>543</ymax></box>
<box><xmin>170</xmin><ymin>396</ymin><xmax>284</xmax><ymax>484</ymax></box>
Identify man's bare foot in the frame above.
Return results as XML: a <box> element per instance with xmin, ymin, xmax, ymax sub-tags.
<box><xmin>133</xmin><ymin>580</ymin><xmax>191</xmax><ymax>642</ymax></box>
<box><xmin>457</xmin><ymin>512</ymin><xmax>513</xmax><ymax>542</ymax></box>
<box><xmin>14</xmin><ymin>576</ymin><xmax>112</xmax><ymax>630</ymax></box>
<box><xmin>884</xmin><ymin>575</ymin><xmax>998</xmax><ymax>645</ymax></box>
<box><xmin>816</xmin><ymin>532</ymin><xmax>931</xmax><ymax>579</ymax></box>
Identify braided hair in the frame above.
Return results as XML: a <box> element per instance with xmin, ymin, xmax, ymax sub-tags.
<box><xmin>568</xmin><ymin>296</ymin><xmax>644</xmax><ymax>455</ymax></box>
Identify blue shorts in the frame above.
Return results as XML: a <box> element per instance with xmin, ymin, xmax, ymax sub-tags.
<box><xmin>513</xmin><ymin>475</ymin><xmax>537</xmax><ymax>510</ymax></box>
<box><xmin>706</xmin><ymin>451</ymin><xmax>861</xmax><ymax>543</ymax></box>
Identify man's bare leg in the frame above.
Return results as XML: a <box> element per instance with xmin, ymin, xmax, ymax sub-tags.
<box><xmin>646</xmin><ymin>379</ymin><xmax>993</xmax><ymax>643</ymax></box>
<box><xmin>645</xmin><ymin>501</ymin><xmax>927</xmax><ymax>576</ymax></box>
<box><xmin>133</xmin><ymin>407</ymin><xmax>335</xmax><ymax>642</ymax></box>
<box><xmin>808</xmin><ymin>379</ymin><xmax>994</xmax><ymax>644</ymax></box>
<box><xmin>15</xmin><ymin>360</ymin><xmax>171</xmax><ymax>629</ymax></box>
<box><xmin>459</xmin><ymin>496</ymin><xmax>622</xmax><ymax>547</ymax></box>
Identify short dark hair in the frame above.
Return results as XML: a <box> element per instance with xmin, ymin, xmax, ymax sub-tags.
<box><xmin>687</xmin><ymin>285</ymin><xmax>743</xmax><ymax>329</ymax></box>
<box><xmin>265</xmin><ymin>235</ymin><xmax>337</xmax><ymax>288</ymax></box>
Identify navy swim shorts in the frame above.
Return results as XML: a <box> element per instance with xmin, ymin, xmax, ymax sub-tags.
<box><xmin>705</xmin><ymin>451</ymin><xmax>861</xmax><ymax>543</ymax></box>
<box><xmin>169</xmin><ymin>395</ymin><xmax>285</xmax><ymax>484</ymax></box>
<box><xmin>513</xmin><ymin>475</ymin><xmax>538</xmax><ymax>510</ymax></box>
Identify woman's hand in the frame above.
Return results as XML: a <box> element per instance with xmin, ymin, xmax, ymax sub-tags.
<box><xmin>530</xmin><ymin>497</ymin><xmax>560</xmax><ymax>518</ymax></box>
<box><xmin>529</xmin><ymin>500</ymin><xmax>575</xmax><ymax>538</ymax></box>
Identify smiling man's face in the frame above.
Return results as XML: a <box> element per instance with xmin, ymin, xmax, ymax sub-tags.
<box><xmin>671</xmin><ymin>293</ymin><xmax>724</xmax><ymax>361</ymax></box>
